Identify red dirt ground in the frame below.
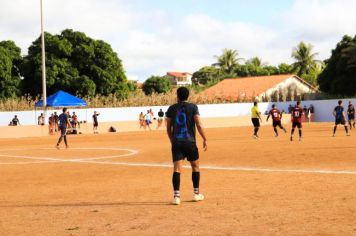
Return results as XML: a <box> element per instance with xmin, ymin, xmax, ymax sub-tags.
<box><xmin>0</xmin><ymin>123</ymin><xmax>356</xmax><ymax>235</ymax></box>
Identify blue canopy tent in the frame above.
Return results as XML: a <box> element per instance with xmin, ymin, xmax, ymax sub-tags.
<box><xmin>35</xmin><ymin>90</ymin><xmax>87</xmax><ymax>107</ymax></box>
<box><xmin>35</xmin><ymin>90</ymin><xmax>87</xmax><ymax>126</ymax></box>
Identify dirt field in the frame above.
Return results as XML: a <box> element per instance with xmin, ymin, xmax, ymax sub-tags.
<box><xmin>0</xmin><ymin>123</ymin><xmax>356</xmax><ymax>235</ymax></box>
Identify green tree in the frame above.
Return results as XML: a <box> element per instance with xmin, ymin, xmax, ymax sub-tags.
<box><xmin>192</xmin><ymin>66</ymin><xmax>221</xmax><ymax>85</ymax></box>
<box><xmin>142</xmin><ymin>76</ymin><xmax>172</xmax><ymax>95</ymax></box>
<box><xmin>0</xmin><ymin>41</ymin><xmax>23</xmax><ymax>98</ymax></box>
<box><xmin>21</xmin><ymin>29</ymin><xmax>130</xmax><ymax>98</ymax></box>
<box><xmin>278</xmin><ymin>63</ymin><xmax>293</xmax><ymax>74</ymax></box>
<box><xmin>318</xmin><ymin>35</ymin><xmax>356</xmax><ymax>95</ymax></box>
<box><xmin>291</xmin><ymin>41</ymin><xmax>319</xmax><ymax>76</ymax></box>
<box><xmin>214</xmin><ymin>49</ymin><xmax>242</xmax><ymax>74</ymax></box>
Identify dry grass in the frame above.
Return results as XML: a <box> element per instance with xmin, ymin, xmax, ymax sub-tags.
<box><xmin>0</xmin><ymin>90</ymin><xmax>237</xmax><ymax>111</ymax></box>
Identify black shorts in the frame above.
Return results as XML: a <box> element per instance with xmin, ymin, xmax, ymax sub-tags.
<box><xmin>94</xmin><ymin>122</ymin><xmax>98</xmax><ymax>127</ymax></box>
<box><xmin>335</xmin><ymin>118</ymin><xmax>346</xmax><ymax>125</ymax></box>
<box><xmin>59</xmin><ymin>126</ymin><xmax>66</xmax><ymax>136</ymax></box>
<box><xmin>273</xmin><ymin>120</ymin><xmax>282</xmax><ymax>128</ymax></box>
<box><xmin>348</xmin><ymin>114</ymin><xmax>355</xmax><ymax>120</ymax></box>
<box><xmin>251</xmin><ymin>118</ymin><xmax>260</xmax><ymax>127</ymax></box>
<box><xmin>292</xmin><ymin>121</ymin><xmax>302</xmax><ymax>129</ymax></box>
<box><xmin>171</xmin><ymin>142</ymin><xmax>199</xmax><ymax>162</ymax></box>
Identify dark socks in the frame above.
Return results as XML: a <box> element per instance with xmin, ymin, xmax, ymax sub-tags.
<box><xmin>192</xmin><ymin>172</ymin><xmax>200</xmax><ymax>194</ymax></box>
<box><xmin>254</xmin><ymin>127</ymin><xmax>259</xmax><ymax>136</ymax></box>
<box><xmin>344</xmin><ymin>126</ymin><xmax>349</xmax><ymax>134</ymax></box>
<box><xmin>57</xmin><ymin>136</ymin><xmax>63</xmax><ymax>146</ymax></box>
<box><xmin>64</xmin><ymin>136</ymin><xmax>68</xmax><ymax>146</ymax></box>
<box><xmin>298</xmin><ymin>129</ymin><xmax>302</xmax><ymax>137</ymax></box>
<box><xmin>333</xmin><ymin>126</ymin><xmax>337</xmax><ymax>134</ymax></box>
<box><xmin>172</xmin><ymin>172</ymin><xmax>180</xmax><ymax>197</ymax></box>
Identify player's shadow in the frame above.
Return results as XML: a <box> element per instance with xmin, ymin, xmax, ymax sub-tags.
<box><xmin>0</xmin><ymin>201</ymin><xmax>171</xmax><ymax>208</ymax></box>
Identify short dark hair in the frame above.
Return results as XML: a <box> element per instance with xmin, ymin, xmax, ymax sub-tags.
<box><xmin>62</xmin><ymin>107</ymin><xmax>67</xmax><ymax>113</ymax></box>
<box><xmin>296</xmin><ymin>101</ymin><xmax>301</xmax><ymax>106</ymax></box>
<box><xmin>254</xmin><ymin>101</ymin><xmax>258</xmax><ymax>106</ymax></box>
<box><xmin>272</xmin><ymin>104</ymin><xmax>275</xmax><ymax>108</ymax></box>
<box><xmin>338</xmin><ymin>100</ymin><xmax>342</xmax><ymax>105</ymax></box>
<box><xmin>177</xmin><ymin>87</ymin><xmax>189</xmax><ymax>101</ymax></box>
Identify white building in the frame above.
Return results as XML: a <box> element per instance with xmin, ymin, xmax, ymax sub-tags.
<box><xmin>166</xmin><ymin>72</ymin><xmax>192</xmax><ymax>86</ymax></box>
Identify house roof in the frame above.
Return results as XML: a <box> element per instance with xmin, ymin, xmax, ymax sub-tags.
<box><xmin>199</xmin><ymin>74</ymin><xmax>316</xmax><ymax>100</ymax></box>
<box><xmin>167</xmin><ymin>72</ymin><xmax>192</xmax><ymax>77</ymax></box>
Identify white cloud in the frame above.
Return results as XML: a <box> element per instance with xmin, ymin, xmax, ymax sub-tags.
<box><xmin>1</xmin><ymin>0</ymin><xmax>355</xmax><ymax>82</ymax></box>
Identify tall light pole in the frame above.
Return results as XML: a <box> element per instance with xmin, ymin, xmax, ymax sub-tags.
<box><xmin>40</xmin><ymin>0</ymin><xmax>47</xmax><ymax>121</ymax></box>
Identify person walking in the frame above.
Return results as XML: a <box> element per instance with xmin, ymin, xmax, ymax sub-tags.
<box><xmin>56</xmin><ymin>108</ymin><xmax>72</xmax><ymax>149</ymax></box>
<box><xmin>166</xmin><ymin>87</ymin><xmax>208</xmax><ymax>205</ymax></box>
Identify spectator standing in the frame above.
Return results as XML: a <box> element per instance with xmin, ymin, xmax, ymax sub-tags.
<box><xmin>93</xmin><ymin>111</ymin><xmax>100</xmax><ymax>134</ymax></box>
<box><xmin>38</xmin><ymin>113</ymin><xmax>45</xmax><ymax>125</ymax></box>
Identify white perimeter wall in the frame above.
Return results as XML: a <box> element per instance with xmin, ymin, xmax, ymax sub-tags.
<box><xmin>0</xmin><ymin>98</ymin><xmax>355</xmax><ymax>126</ymax></box>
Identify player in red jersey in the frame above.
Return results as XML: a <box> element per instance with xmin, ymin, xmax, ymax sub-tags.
<box><xmin>290</xmin><ymin>101</ymin><xmax>304</xmax><ymax>141</ymax></box>
<box><xmin>266</xmin><ymin>104</ymin><xmax>287</xmax><ymax>137</ymax></box>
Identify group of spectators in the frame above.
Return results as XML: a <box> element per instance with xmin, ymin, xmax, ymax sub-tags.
<box><xmin>139</xmin><ymin>108</ymin><xmax>165</xmax><ymax>130</ymax></box>
<box><xmin>36</xmin><ymin>112</ymin><xmax>81</xmax><ymax>135</ymax></box>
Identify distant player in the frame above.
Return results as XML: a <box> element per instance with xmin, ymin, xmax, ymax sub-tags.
<box><xmin>56</xmin><ymin>108</ymin><xmax>72</xmax><ymax>149</ymax></box>
<box><xmin>290</xmin><ymin>101</ymin><xmax>304</xmax><ymax>141</ymax></box>
<box><xmin>251</xmin><ymin>101</ymin><xmax>262</xmax><ymax>138</ymax></box>
<box><xmin>92</xmin><ymin>111</ymin><xmax>100</xmax><ymax>134</ymax></box>
<box><xmin>266</xmin><ymin>104</ymin><xmax>287</xmax><ymax>137</ymax></box>
<box><xmin>347</xmin><ymin>101</ymin><xmax>355</xmax><ymax>129</ymax></box>
<box><xmin>333</xmin><ymin>100</ymin><xmax>350</xmax><ymax>136</ymax></box>
<box><xmin>166</xmin><ymin>87</ymin><xmax>207</xmax><ymax>205</ymax></box>
<box><xmin>156</xmin><ymin>108</ymin><xmax>165</xmax><ymax>129</ymax></box>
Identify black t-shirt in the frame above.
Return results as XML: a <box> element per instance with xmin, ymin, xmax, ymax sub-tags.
<box><xmin>334</xmin><ymin>106</ymin><xmax>344</xmax><ymax>119</ymax></box>
<box><xmin>348</xmin><ymin>105</ymin><xmax>355</xmax><ymax>116</ymax></box>
<box><xmin>166</xmin><ymin>102</ymin><xmax>199</xmax><ymax>143</ymax></box>
<box><xmin>158</xmin><ymin>111</ymin><xmax>164</xmax><ymax>118</ymax></box>
<box><xmin>12</xmin><ymin>118</ymin><xmax>19</xmax><ymax>125</ymax></box>
<box><xmin>93</xmin><ymin>114</ymin><xmax>99</xmax><ymax>123</ymax></box>
<box><xmin>59</xmin><ymin>113</ymin><xmax>69</xmax><ymax>127</ymax></box>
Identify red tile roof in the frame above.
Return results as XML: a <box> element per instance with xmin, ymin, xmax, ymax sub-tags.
<box><xmin>167</xmin><ymin>72</ymin><xmax>192</xmax><ymax>77</ymax></box>
<box><xmin>199</xmin><ymin>74</ymin><xmax>314</xmax><ymax>100</ymax></box>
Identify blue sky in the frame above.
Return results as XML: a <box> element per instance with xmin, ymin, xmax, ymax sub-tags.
<box><xmin>0</xmin><ymin>0</ymin><xmax>355</xmax><ymax>81</ymax></box>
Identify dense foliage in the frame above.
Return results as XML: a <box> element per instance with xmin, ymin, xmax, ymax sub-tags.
<box><xmin>318</xmin><ymin>35</ymin><xmax>356</xmax><ymax>96</ymax></box>
<box><xmin>0</xmin><ymin>41</ymin><xmax>23</xmax><ymax>98</ymax></box>
<box><xmin>142</xmin><ymin>75</ymin><xmax>172</xmax><ymax>95</ymax></box>
<box><xmin>21</xmin><ymin>29</ymin><xmax>129</xmax><ymax>98</ymax></box>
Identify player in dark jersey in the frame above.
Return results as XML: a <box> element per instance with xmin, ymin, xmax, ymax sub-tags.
<box><xmin>290</xmin><ymin>101</ymin><xmax>304</xmax><ymax>141</ymax></box>
<box><xmin>266</xmin><ymin>104</ymin><xmax>287</xmax><ymax>137</ymax></box>
<box><xmin>56</xmin><ymin>108</ymin><xmax>72</xmax><ymax>149</ymax></box>
<box><xmin>92</xmin><ymin>111</ymin><xmax>100</xmax><ymax>134</ymax></box>
<box><xmin>166</xmin><ymin>87</ymin><xmax>207</xmax><ymax>205</ymax></box>
<box><xmin>333</xmin><ymin>100</ymin><xmax>350</xmax><ymax>136</ymax></box>
<box><xmin>347</xmin><ymin>101</ymin><xmax>355</xmax><ymax>129</ymax></box>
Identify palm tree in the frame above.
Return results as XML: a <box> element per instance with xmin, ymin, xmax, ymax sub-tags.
<box><xmin>291</xmin><ymin>41</ymin><xmax>319</xmax><ymax>76</ymax></box>
<box><xmin>247</xmin><ymin>57</ymin><xmax>267</xmax><ymax>67</ymax></box>
<box><xmin>214</xmin><ymin>49</ymin><xmax>242</xmax><ymax>74</ymax></box>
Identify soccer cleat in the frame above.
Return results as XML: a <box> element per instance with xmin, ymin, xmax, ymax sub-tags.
<box><xmin>172</xmin><ymin>197</ymin><xmax>181</xmax><ymax>205</ymax></box>
<box><xmin>55</xmin><ymin>145</ymin><xmax>60</xmax><ymax>150</ymax></box>
<box><xmin>193</xmin><ymin>193</ymin><xmax>204</xmax><ymax>202</ymax></box>
<box><xmin>346</xmin><ymin>133</ymin><xmax>350</xmax><ymax>136</ymax></box>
